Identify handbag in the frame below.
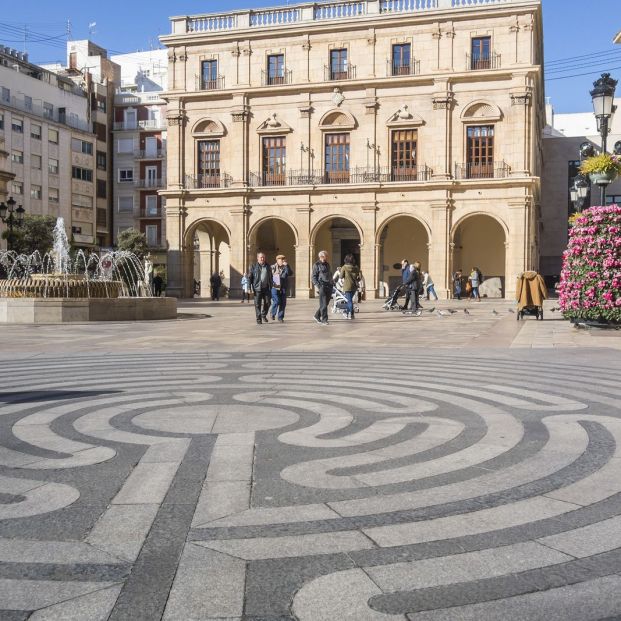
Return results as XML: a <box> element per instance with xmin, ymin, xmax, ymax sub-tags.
<box><xmin>465</xmin><ymin>281</ymin><xmax>472</xmax><ymax>294</ymax></box>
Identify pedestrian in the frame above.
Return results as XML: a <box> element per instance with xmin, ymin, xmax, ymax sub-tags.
<box><xmin>405</xmin><ymin>263</ymin><xmax>422</xmax><ymax>311</ymax></box>
<box><xmin>248</xmin><ymin>252</ymin><xmax>273</xmax><ymax>324</ymax></box>
<box><xmin>311</xmin><ymin>250</ymin><xmax>333</xmax><ymax>325</ymax></box>
<box><xmin>401</xmin><ymin>259</ymin><xmax>411</xmax><ymax>310</ymax></box>
<box><xmin>339</xmin><ymin>254</ymin><xmax>360</xmax><ymax>319</ymax></box>
<box><xmin>469</xmin><ymin>267</ymin><xmax>481</xmax><ymax>301</ymax></box>
<box><xmin>270</xmin><ymin>254</ymin><xmax>294</xmax><ymax>322</ymax></box>
<box><xmin>210</xmin><ymin>271</ymin><xmax>222</xmax><ymax>301</ymax></box>
<box><xmin>152</xmin><ymin>273</ymin><xmax>164</xmax><ymax>297</ymax></box>
<box><xmin>240</xmin><ymin>272</ymin><xmax>250</xmax><ymax>303</ymax></box>
<box><xmin>422</xmin><ymin>269</ymin><xmax>438</xmax><ymax>301</ymax></box>
<box><xmin>453</xmin><ymin>269</ymin><xmax>463</xmax><ymax>300</ymax></box>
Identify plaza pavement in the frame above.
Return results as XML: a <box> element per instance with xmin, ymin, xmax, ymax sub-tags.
<box><xmin>0</xmin><ymin>297</ymin><xmax>620</xmax><ymax>619</ymax></box>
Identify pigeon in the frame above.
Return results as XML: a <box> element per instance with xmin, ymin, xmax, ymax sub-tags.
<box><xmin>508</xmin><ymin>308</ymin><xmax>515</xmax><ymax>314</ymax></box>
<box><xmin>427</xmin><ymin>307</ymin><xmax>436</xmax><ymax>313</ymax></box>
<box><xmin>464</xmin><ymin>308</ymin><xmax>470</xmax><ymax>315</ymax></box>
<box><xmin>550</xmin><ymin>307</ymin><xmax>559</xmax><ymax>313</ymax></box>
<box><xmin>447</xmin><ymin>309</ymin><xmax>458</xmax><ymax>314</ymax></box>
<box><xmin>436</xmin><ymin>310</ymin><xmax>447</xmax><ymax>317</ymax></box>
<box><xmin>492</xmin><ymin>309</ymin><xmax>499</xmax><ymax>315</ymax></box>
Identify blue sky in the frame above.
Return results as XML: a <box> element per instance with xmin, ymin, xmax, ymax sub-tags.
<box><xmin>3</xmin><ymin>0</ymin><xmax>620</xmax><ymax>113</ymax></box>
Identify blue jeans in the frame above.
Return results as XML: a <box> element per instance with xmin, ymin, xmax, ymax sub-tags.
<box><xmin>427</xmin><ymin>285</ymin><xmax>438</xmax><ymax>300</ymax></box>
<box><xmin>344</xmin><ymin>290</ymin><xmax>355</xmax><ymax>317</ymax></box>
<box><xmin>271</xmin><ymin>288</ymin><xmax>287</xmax><ymax>319</ymax></box>
<box><xmin>471</xmin><ymin>286</ymin><xmax>480</xmax><ymax>299</ymax></box>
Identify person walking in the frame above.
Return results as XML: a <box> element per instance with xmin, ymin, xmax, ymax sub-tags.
<box><xmin>422</xmin><ymin>270</ymin><xmax>438</xmax><ymax>301</ymax></box>
<box><xmin>240</xmin><ymin>273</ymin><xmax>250</xmax><ymax>303</ymax></box>
<box><xmin>453</xmin><ymin>269</ymin><xmax>463</xmax><ymax>300</ymax></box>
<box><xmin>270</xmin><ymin>254</ymin><xmax>294</xmax><ymax>322</ymax></box>
<box><xmin>401</xmin><ymin>259</ymin><xmax>411</xmax><ymax>310</ymax></box>
<box><xmin>405</xmin><ymin>263</ymin><xmax>422</xmax><ymax>312</ymax></box>
<box><xmin>339</xmin><ymin>254</ymin><xmax>360</xmax><ymax>319</ymax></box>
<box><xmin>248</xmin><ymin>253</ymin><xmax>273</xmax><ymax>324</ymax></box>
<box><xmin>469</xmin><ymin>267</ymin><xmax>481</xmax><ymax>302</ymax></box>
<box><xmin>152</xmin><ymin>273</ymin><xmax>164</xmax><ymax>297</ymax></box>
<box><xmin>210</xmin><ymin>271</ymin><xmax>222</xmax><ymax>301</ymax></box>
<box><xmin>312</xmin><ymin>250</ymin><xmax>333</xmax><ymax>325</ymax></box>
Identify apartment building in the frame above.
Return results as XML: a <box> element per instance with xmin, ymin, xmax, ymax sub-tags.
<box><xmin>161</xmin><ymin>0</ymin><xmax>544</xmax><ymax>299</ymax></box>
<box><xmin>0</xmin><ymin>46</ymin><xmax>100</xmax><ymax>249</ymax></box>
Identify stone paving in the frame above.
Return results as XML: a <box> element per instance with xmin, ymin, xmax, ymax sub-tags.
<box><xmin>0</xmin><ymin>298</ymin><xmax>620</xmax><ymax>619</ymax></box>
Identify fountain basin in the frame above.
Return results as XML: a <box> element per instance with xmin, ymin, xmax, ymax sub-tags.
<box><xmin>0</xmin><ymin>297</ymin><xmax>177</xmax><ymax>323</ymax></box>
<box><xmin>0</xmin><ymin>277</ymin><xmax>123</xmax><ymax>299</ymax></box>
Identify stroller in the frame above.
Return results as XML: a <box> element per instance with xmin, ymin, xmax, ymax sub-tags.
<box><xmin>515</xmin><ymin>271</ymin><xmax>547</xmax><ymax>321</ymax></box>
<box><xmin>382</xmin><ymin>284</ymin><xmax>405</xmax><ymax>311</ymax></box>
<box><xmin>331</xmin><ymin>282</ymin><xmax>360</xmax><ymax>317</ymax></box>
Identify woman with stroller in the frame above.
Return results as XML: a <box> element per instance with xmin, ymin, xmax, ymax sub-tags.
<box><xmin>339</xmin><ymin>254</ymin><xmax>360</xmax><ymax>319</ymax></box>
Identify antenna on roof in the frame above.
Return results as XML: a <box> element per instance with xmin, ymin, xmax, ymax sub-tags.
<box><xmin>88</xmin><ymin>21</ymin><xmax>97</xmax><ymax>37</ymax></box>
<box><xmin>66</xmin><ymin>19</ymin><xmax>72</xmax><ymax>41</ymax></box>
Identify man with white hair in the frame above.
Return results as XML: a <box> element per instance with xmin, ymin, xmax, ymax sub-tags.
<box><xmin>311</xmin><ymin>250</ymin><xmax>332</xmax><ymax>325</ymax></box>
<box><xmin>248</xmin><ymin>252</ymin><xmax>273</xmax><ymax>325</ymax></box>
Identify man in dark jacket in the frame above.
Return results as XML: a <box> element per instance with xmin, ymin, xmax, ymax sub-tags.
<box><xmin>210</xmin><ymin>272</ymin><xmax>222</xmax><ymax>301</ymax></box>
<box><xmin>405</xmin><ymin>263</ymin><xmax>422</xmax><ymax>312</ymax></box>
<box><xmin>270</xmin><ymin>254</ymin><xmax>294</xmax><ymax>322</ymax></box>
<box><xmin>311</xmin><ymin>250</ymin><xmax>332</xmax><ymax>325</ymax></box>
<box><xmin>248</xmin><ymin>252</ymin><xmax>273</xmax><ymax>324</ymax></box>
<box><xmin>401</xmin><ymin>259</ymin><xmax>411</xmax><ymax>309</ymax></box>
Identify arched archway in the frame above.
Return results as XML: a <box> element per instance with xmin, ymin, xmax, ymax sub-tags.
<box><xmin>249</xmin><ymin>218</ymin><xmax>298</xmax><ymax>296</ymax></box>
<box><xmin>187</xmin><ymin>219</ymin><xmax>231</xmax><ymax>298</ymax></box>
<box><xmin>311</xmin><ymin>216</ymin><xmax>362</xmax><ymax>270</ymax></box>
<box><xmin>377</xmin><ymin>215</ymin><xmax>430</xmax><ymax>297</ymax></box>
<box><xmin>452</xmin><ymin>214</ymin><xmax>507</xmax><ymax>297</ymax></box>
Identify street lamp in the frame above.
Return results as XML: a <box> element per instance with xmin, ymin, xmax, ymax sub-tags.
<box><xmin>590</xmin><ymin>72</ymin><xmax>618</xmax><ymax>204</ymax></box>
<box><xmin>571</xmin><ymin>173</ymin><xmax>590</xmax><ymax>213</ymax></box>
<box><xmin>0</xmin><ymin>197</ymin><xmax>25</xmax><ymax>252</ymax></box>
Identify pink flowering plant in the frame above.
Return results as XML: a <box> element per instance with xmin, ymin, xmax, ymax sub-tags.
<box><xmin>558</xmin><ymin>205</ymin><xmax>621</xmax><ymax>323</ymax></box>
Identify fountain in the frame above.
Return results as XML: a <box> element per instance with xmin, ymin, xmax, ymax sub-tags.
<box><xmin>0</xmin><ymin>217</ymin><xmax>176</xmax><ymax>323</ymax></box>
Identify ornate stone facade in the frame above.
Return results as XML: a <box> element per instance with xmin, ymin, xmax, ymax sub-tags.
<box><xmin>161</xmin><ymin>0</ymin><xmax>543</xmax><ymax>299</ymax></box>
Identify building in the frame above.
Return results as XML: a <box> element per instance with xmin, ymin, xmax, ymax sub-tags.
<box><xmin>0</xmin><ymin>45</ymin><xmax>101</xmax><ymax>249</ymax></box>
<box><xmin>0</xmin><ymin>135</ymin><xmax>15</xmax><ymax>205</ymax></box>
<box><xmin>541</xmin><ymin>97</ymin><xmax>621</xmax><ymax>279</ymax></box>
<box><xmin>111</xmin><ymin>49</ymin><xmax>168</xmax><ymax>272</ymax></box>
<box><xmin>160</xmin><ymin>0</ymin><xmax>544</xmax><ymax>299</ymax></box>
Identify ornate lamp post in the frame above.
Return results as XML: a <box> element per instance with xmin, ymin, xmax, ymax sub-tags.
<box><xmin>570</xmin><ymin>174</ymin><xmax>590</xmax><ymax>213</ymax></box>
<box><xmin>590</xmin><ymin>73</ymin><xmax>618</xmax><ymax>204</ymax></box>
<box><xmin>0</xmin><ymin>197</ymin><xmax>25</xmax><ymax>252</ymax></box>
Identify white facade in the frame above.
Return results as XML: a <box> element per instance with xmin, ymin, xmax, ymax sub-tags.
<box><xmin>111</xmin><ymin>50</ymin><xmax>168</xmax><ymax>92</ymax></box>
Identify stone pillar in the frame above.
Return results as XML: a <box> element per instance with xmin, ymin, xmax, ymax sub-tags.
<box><xmin>229</xmin><ymin>205</ymin><xmax>249</xmax><ymax>298</ymax></box>
<box><xmin>506</xmin><ymin>198</ymin><xmax>532</xmax><ymax>298</ymax></box>
<box><xmin>359</xmin><ymin>203</ymin><xmax>378</xmax><ymax>299</ymax></box>
<box><xmin>165</xmin><ymin>202</ymin><xmax>188</xmax><ymax>298</ymax></box>
<box><xmin>166</xmin><ymin>106</ymin><xmax>186</xmax><ymax>190</ymax></box>
<box><xmin>230</xmin><ymin>95</ymin><xmax>250</xmax><ymax>186</ymax></box>
<box><xmin>510</xmin><ymin>86</ymin><xmax>533</xmax><ymax>177</ymax></box>
<box><xmin>295</xmin><ymin>206</ymin><xmax>312</xmax><ymax>299</ymax></box>
<box><xmin>431</xmin><ymin>82</ymin><xmax>454</xmax><ymax>181</ymax></box>
<box><xmin>429</xmin><ymin>197</ymin><xmax>453</xmax><ymax>299</ymax></box>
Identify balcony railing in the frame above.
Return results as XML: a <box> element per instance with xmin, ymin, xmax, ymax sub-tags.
<box><xmin>324</xmin><ymin>65</ymin><xmax>356</xmax><ymax>81</ymax></box>
<box><xmin>2</xmin><ymin>95</ymin><xmax>91</xmax><ymax>132</ymax></box>
<box><xmin>135</xmin><ymin>149</ymin><xmax>165</xmax><ymax>159</ymax></box>
<box><xmin>178</xmin><ymin>0</ymin><xmax>519</xmax><ymax>34</ymax></box>
<box><xmin>261</xmin><ymin>69</ymin><xmax>293</xmax><ymax>86</ymax></box>
<box><xmin>196</xmin><ymin>75</ymin><xmax>226</xmax><ymax>91</ymax></box>
<box><xmin>467</xmin><ymin>52</ymin><xmax>501</xmax><ymax>71</ymax></box>
<box><xmin>184</xmin><ymin>173</ymin><xmax>233</xmax><ymax>189</ymax></box>
<box><xmin>113</xmin><ymin>119</ymin><xmax>166</xmax><ymax>131</ymax></box>
<box><xmin>135</xmin><ymin>178</ymin><xmax>166</xmax><ymax>189</ymax></box>
<box><xmin>454</xmin><ymin>161</ymin><xmax>510</xmax><ymax>180</ymax></box>
<box><xmin>387</xmin><ymin>59</ymin><xmax>420</xmax><ymax>77</ymax></box>
<box><xmin>141</xmin><ymin>207</ymin><xmax>163</xmax><ymax>218</ymax></box>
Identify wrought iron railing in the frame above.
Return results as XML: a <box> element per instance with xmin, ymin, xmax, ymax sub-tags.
<box><xmin>195</xmin><ymin>75</ymin><xmax>226</xmax><ymax>91</ymax></box>
<box><xmin>454</xmin><ymin>161</ymin><xmax>510</xmax><ymax>180</ymax></box>
<box><xmin>324</xmin><ymin>65</ymin><xmax>356</xmax><ymax>81</ymax></box>
<box><xmin>184</xmin><ymin>173</ymin><xmax>233</xmax><ymax>189</ymax></box>
<box><xmin>467</xmin><ymin>52</ymin><xmax>501</xmax><ymax>71</ymax></box>
<box><xmin>386</xmin><ymin>59</ymin><xmax>420</xmax><ymax>77</ymax></box>
<box><xmin>261</xmin><ymin>69</ymin><xmax>293</xmax><ymax>86</ymax></box>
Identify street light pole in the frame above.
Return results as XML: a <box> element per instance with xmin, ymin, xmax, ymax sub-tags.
<box><xmin>0</xmin><ymin>197</ymin><xmax>25</xmax><ymax>252</ymax></box>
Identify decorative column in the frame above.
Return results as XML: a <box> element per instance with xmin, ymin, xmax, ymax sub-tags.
<box><xmin>229</xmin><ymin>204</ymin><xmax>250</xmax><ymax>298</ymax></box>
<box><xmin>165</xmin><ymin>202</ymin><xmax>188</xmax><ymax>298</ymax></box>
<box><xmin>506</xmin><ymin>197</ymin><xmax>533</xmax><ymax>298</ymax></box>
<box><xmin>429</xmin><ymin>197</ymin><xmax>453</xmax><ymax>299</ymax></box>
<box><xmin>431</xmin><ymin>82</ymin><xmax>454</xmax><ymax>181</ymax></box>
<box><xmin>230</xmin><ymin>95</ymin><xmax>250</xmax><ymax>187</ymax></box>
<box><xmin>166</xmin><ymin>107</ymin><xmax>186</xmax><ymax>190</ymax></box>
<box><xmin>302</xmin><ymin>37</ymin><xmax>312</xmax><ymax>83</ymax></box>
<box><xmin>359</xmin><ymin>203</ymin><xmax>379</xmax><ymax>299</ymax></box>
<box><xmin>294</xmin><ymin>205</ymin><xmax>313</xmax><ymax>299</ymax></box>
<box><xmin>510</xmin><ymin>85</ymin><xmax>533</xmax><ymax>177</ymax></box>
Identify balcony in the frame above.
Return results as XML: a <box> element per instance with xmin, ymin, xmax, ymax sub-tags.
<box><xmin>454</xmin><ymin>161</ymin><xmax>510</xmax><ymax>180</ymax></box>
<box><xmin>467</xmin><ymin>52</ymin><xmax>501</xmax><ymax>71</ymax></box>
<box><xmin>2</xmin><ymin>95</ymin><xmax>91</xmax><ymax>132</ymax></box>
<box><xmin>113</xmin><ymin>119</ymin><xmax>166</xmax><ymax>131</ymax></box>
<box><xmin>387</xmin><ymin>59</ymin><xmax>420</xmax><ymax>77</ymax></box>
<box><xmin>184</xmin><ymin>173</ymin><xmax>233</xmax><ymax>189</ymax></box>
<box><xmin>135</xmin><ymin>149</ymin><xmax>165</xmax><ymax>160</ymax></box>
<box><xmin>324</xmin><ymin>65</ymin><xmax>356</xmax><ymax>81</ymax></box>
<box><xmin>261</xmin><ymin>69</ymin><xmax>293</xmax><ymax>86</ymax></box>
<box><xmin>195</xmin><ymin>75</ymin><xmax>226</xmax><ymax>91</ymax></box>
<box><xmin>140</xmin><ymin>207</ymin><xmax>163</xmax><ymax>218</ymax></box>
<box><xmin>135</xmin><ymin>178</ymin><xmax>166</xmax><ymax>189</ymax></box>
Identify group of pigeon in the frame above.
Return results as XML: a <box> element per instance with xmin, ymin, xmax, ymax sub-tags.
<box><xmin>402</xmin><ymin>306</ymin><xmax>559</xmax><ymax>318</ymax></box>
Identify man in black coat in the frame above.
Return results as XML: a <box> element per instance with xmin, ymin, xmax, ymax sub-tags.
<box><xmin>210</xmin><ymin>272</ymin><xmax>222</xmax><ymax>301</ymax></box>
<box><xmin>248</xmin><ymin>252</ymin><xmax>273</xmax><ymax>324</ymax></box>
<box><xmin>311</xmin><ymin>250</ymin><xmax>333</xmax><ymax>325</ymax></box>
<box><xmin>405</xmin><ymin>263</ymin><xmax>423</xmax><ymax>311</ymax></box>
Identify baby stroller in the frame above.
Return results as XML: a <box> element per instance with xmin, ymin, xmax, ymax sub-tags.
<box><xmin>331</xmin><ymin>282</ymin><xmax>360</xmax><ymax>317</ymax></box>
<box><xmin>382</xmin><ymin>284</ymin><xmax>405</xmax><ymax>311</ymax></box>
<box><xmin>516</xmin><ymin>271</ymin><xmax>547</xmax><ymax>321</ymax></box>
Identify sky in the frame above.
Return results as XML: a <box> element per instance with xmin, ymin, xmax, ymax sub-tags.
<box><xmin>2</xmin><ymin>0</ymin><xmax>620</xmax><ymax>114</ymax></box>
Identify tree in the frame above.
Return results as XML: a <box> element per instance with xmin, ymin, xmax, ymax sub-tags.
<box><xmin>1</xmin><ymin>215</ymin><xmax>56</xmax><ymax>255</ymax></box>
<box><xmin>116</xmin><ymin>228</ymin><xmax>148</xmax><ymax>259</ymax></box>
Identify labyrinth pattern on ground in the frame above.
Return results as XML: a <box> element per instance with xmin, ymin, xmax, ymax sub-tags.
<box><xmin>0</xmin><ymin>352</ymin><xmax>620</xmax><ymax>620</ymax></box>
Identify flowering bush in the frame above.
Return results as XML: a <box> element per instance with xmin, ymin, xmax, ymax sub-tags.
<box><xmin>558</xmin><ymin>205</ymin><xmax>621</xmax><ymax>323</ymax></box>
<box><xmin>579</xmin><ymin>153</ymin><xmax>621</xmax><ymax>175</ymax></box>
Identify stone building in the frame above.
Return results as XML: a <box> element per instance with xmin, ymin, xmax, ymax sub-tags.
<box><xmin>160</xmin><ymin>0</ymin><xmax>544</xmax><ymax>299</ymax></box>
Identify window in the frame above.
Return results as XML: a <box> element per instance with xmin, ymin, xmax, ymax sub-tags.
<box><xmin>48</xmin><ymin>128</ymin><xmax>59</xmax><ymax>144</ymax></box>
<box><xmin>31</xmin><ymin>185</ymin><xmax>42</xmax><ymax>200</ymax></box>
<box><xmin>1</xmin><ymin>87</ymin><xmax>9</xmax><ymax>103</ymax></box>
<box><xmin>43</xmin><ymin>102</ymin><xmax>54</xmax><ymax>119</ymax></box>
<box><xmin>466</xmin><ymin>125</ymin><xmax>494</xmax><ymax>178</ymax></box>
<box><xmin>262</xmin><ymin>136</ymin><xmax>286</xmax><ymax>185</ymax></box>
<box><xmin>392</xmin><ymin>43</ymin><xmax>411</xmax><ymax>76</ymax></box>
<box><xmin>145</xmin><ymin>224</ymin><xmax>159</xmax><ymax>247</ymax></box>
<box><xmin>118</xmin><ymin>196</ymin><xmax>134</xmax><ymax>213</ymax></box>
<box><xmin>97</xmin><ymin>208</ymin><xmax>107</xmax><ymax>227</ymax></box>
<box><xmin>31</xmin><ymin>154</ymin><xmax>42</xmax><ymax>170</ymax></box>
<box><xmin>72</xmin><ymin>226</ymin><xmax>82</xmax><ymax>235</ymax></box>
<box><xmin>330</xmin><ymin>48</ymin><xmax>348</xmax><ymax>80</ymax></box>
<box><xmin>605</xmin><ymin>195</ymin><xmax>621</xmax><ymax>205</ymax></box>
<box><xmin>49</xmin><ymin>188</ymin><xmax>59</xmax><ymax>203</ymax></box>
<box><xmin>12</xmin><ymin>118</ymin><xmax>23</xmax><ymax>134</ymax></box>
<box><xmin>97</xmin><ymin>179</ymin><xmax>107</xmax><ymax>198</ymax></box>
<box><xmin>96</xmin><ymin>151</ymin><xmax>107</xmax><ymax>170</ymax></box>
<box><xmin>568</xmin><ymin>160</ymin><xmax>582</xmax><ymax>213</ymax></box>
<box><xmin>471</xmin><ymin>36</ymin><xmax>491</xmax><ymax>70</ymax></box>
<box><xmin>31</xmin><ymin>124</ymin><xmax>41</xmax><ymax>140</ymax></box>
<box><xmin>145</xmin><ymin>195</ymin><xmax>159</xmax><ymax>216</ymax></box>
<box><xmin>391</xmin><ymin>130</ymin><xmax>417</xmax><ymax>181</ymax></box>
<box><xmin>267</xmin><ymin>54</ymin><xmax>285</xmax><ymax>85</ymax></box>
<box><xmin>118</xmin><ymin>168</ymin><xmax>134</xmax><ymax>183</ymax></box>
<box><xmin>72</xmin><ymin>194</ymin><xmax>93</xmax><ymax>209</ymax></box>
<box><xmin>0</xmin><ymin>113</ymin><xmax>3</xmax><ymax>130</ymax></box>
<box><xmin>11</xmin><ymin>150</ymin><xmax>23</xmax><ymax>164</ymax></box>
<box><xmin>72</xmin><ymin>138</ymin><xmax>93</xmax><ymax>155</ymax></box>
<box><xmin>11</xmin><ymin>181</ymin><xmax>23</xmax><ymax>195</ymax></box>
<box><xmin>24</xmin><ymin>95</ymin><xmax>32</xmax><ymax>111</ymax></box>
<box><xmin>117</xmin><ymin>138</ymin><xmax>134</xmax><ymax>154</ymax></box>
<box><xmin>96</xmin><ymin>96</ymin><xmax>106</xmax><ymax>112</ymax></box>
<box><xmin>94</xmin><ymin>122</ymin><xmax>106</xmax><ymax>142</ymax></box>
<box><xmin>72</xmin><ymin>166</ymin><xmax>93</xmax><ymax>182</ymax></box>
<box><xmin>324</xmin><ymin>133</ymin><xmax>350</xmax><ymax>183</ymax></box>
<box><xmin>48</xmin><ymin>158</ymin><xmax>59</xmax><ymax>174</ymax></box>
<box><xmin>197</xmin><ymin>140</ymin><xmax>220</xmax><ymax>186</ymax></box>
<box><xmin>201</xmin><ymin>59</ymin><xmax>219</xmax><ymax>90</ymax></box>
